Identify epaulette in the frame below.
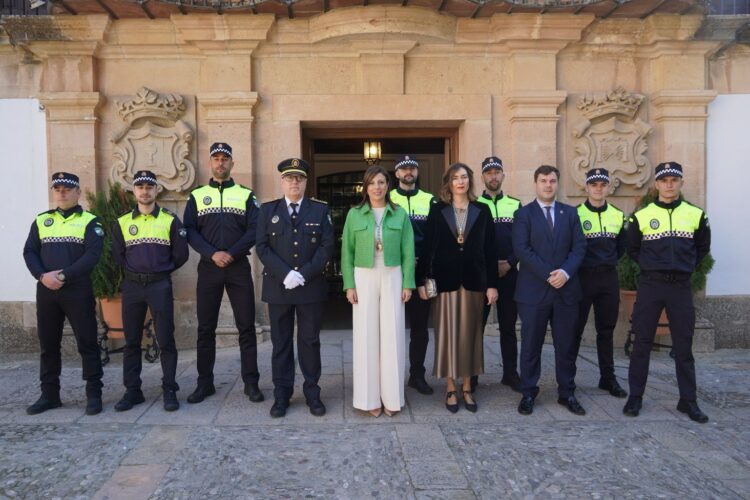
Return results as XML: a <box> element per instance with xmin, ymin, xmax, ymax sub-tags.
<box><xmin>608</xmin><ymin>203</ymin><xmax>625</xmax><ymax>215</ymax></box>
<box><xmin>118</xmin><ymin>209</ymin><xmax>134</xmax><ymax>218</ymax></box>
<box><xmin>161</xmin><ymin>207</ymin><xmax>177</xmax><ymax>217</ymax></box>
<box><xmin>190</xmin><ymin>184</ymin><xmax>206</xmax><ymax>192</ymax></box>
<box><xmin>506</xmin><ymin>195</ymin><xmax>521</xmax><ymax>202</ymax></box>
<box><xmin>261</xmin><ymin>199</ymin><xmax>279</xmax><ymax>208</ymax></box>
<box><xmin>238</xmin><ymin>184</ymin><xmax>254</xmax><ymax>193</ymax></box>
<box><xmin>310</xmin><ymin>197</ymin><xmax>328</xmax><ymax>204</ymax></box>
<box><xmin>38</xmin><ymin>209</ymin><xmax>55</xmax><ymax>216</ymax></box>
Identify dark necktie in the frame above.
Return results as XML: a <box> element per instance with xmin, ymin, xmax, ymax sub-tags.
<box><xmin>290</xmin><ymin>203</ymin><xmax>299</xmax><ymax>226</ymax></box>
<box><xmin>545</xmin><ymin>205</ymin><xmax>554</xmax><ymax>231</ymax></box>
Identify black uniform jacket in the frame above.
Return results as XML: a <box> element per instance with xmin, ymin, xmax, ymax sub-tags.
<box><xmin>256</xmin><ymin>198</ymin><xmax>335</xmax><ymax>304</ymax></box>
<box><xmin>23</xmin><ymin>205</ymin><xmax>103</xmax><ymax>287</ymax></box>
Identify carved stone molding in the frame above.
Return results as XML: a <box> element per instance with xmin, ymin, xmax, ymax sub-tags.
<box><xmin>571</xmin><ymin>87</ymin><xmax>653</xmax><ymax>193</ymax></box>
<box><xmin>110</xmin><ymin>87</ymin><xmax>195</xmax><ymax>196</ymax></box>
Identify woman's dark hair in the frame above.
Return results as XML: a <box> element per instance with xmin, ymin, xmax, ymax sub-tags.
<box><xmin>357</xmin><ymin>165</ymin><xmax>397</xmax><ymax>209</ymax></box>
<box><xmin>439</xmin><ymin>162</ymin><xmax>477</xmax><ymax>203</ymax></box>
<box><xmin>534</xmin><ymin>164</ymin><xmax>560</xmax><ymax>181</ymax></box>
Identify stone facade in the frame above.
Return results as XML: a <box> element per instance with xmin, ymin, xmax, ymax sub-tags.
<box><xmin>1</xmin><ymin>9</ymin><xmax>749</xmax><ymax>351</ymax></box>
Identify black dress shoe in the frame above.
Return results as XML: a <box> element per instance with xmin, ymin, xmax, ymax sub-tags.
<box><xmin>558</xmin><ymin>396</ymin><xmax>586</xmax><ymax>416</ymax></box>
<box><xmin>463</xmin><ymin>392</ymin><xmax>477</xmax><ymax>413</ymax></box>
<box><xmin>307</xmin><ymin>399</ymin><xmax>326</xmax><ymax>417</ymax></box>
<box><xmin>163</xmin><ymin>390</ymin><xmax>179</xmax><ymax>412</ymax></box>
<box><xmin>85</xmin><ymin>396</ymin><xmax>103</xmax><ymax>416</ymax></box>
<box><xmin>244</xmin><ymin>383</ymin><xmax>265</xmax><ymax>403</ymax></box>
<box><xmin>677</xmin><ymin>399</ymin><xmax>709</xmax><ymax>423</ymax></box>
<box><xmin>114</xmin><ymin>391</ymin><xmax>146</xmax><ymax>412</ymax></box>
<box><xmin>26</xmin><ymin>395</ymin><xmax>62</xmax><ymax>415</ymax></box>
<box><xmin>408</xmin><ymin>377</ymin><xmax>434</xmax><ymax>395</ymax></box>
<box><xmin>622</xmin><ymin>396</ymin><xmax>642</xmax><ymax>417</ymax></box>
<box><xmin>187</xmin><ymin>384</ymin><xmax>216</xmax><ymax>404</ymax></box>
<box><xmin>270</xmin><ymin>400</ymin><xmax>289</xmax><ymax>418</ymax></box>
<box><xmin>445</xmin><ymin>391</ymin><xmax>459</xmax><ymax>413</ymax></box>
<box><xmin>599</xmin><ymin>379</ymin><xmax>628</xmax><ymax>398</ymax></box>
<box><xmin>501</xmin><ymin>373</ymin><xmax>522</xmax><ymax>393</ymax></box>
<box><xmin>518</xmin><ymin>396</ymin><xmax>534</xmax><ymax>415</ymax></box>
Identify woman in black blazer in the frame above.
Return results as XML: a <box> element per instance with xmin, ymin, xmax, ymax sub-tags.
<box><xmin>416</xmin><ymin>163</ymin><xmax>499</xmax><ymax>413</ymax></box>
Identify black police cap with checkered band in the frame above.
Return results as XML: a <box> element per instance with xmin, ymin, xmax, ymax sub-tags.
<box><xmin>585</xmin><ymin>168</ymin><xmax>610</xmax><ymax>184</ymax></box>
<box><xmin>481</xmin><ymin>156</ymin><xmax>504</xmax><ymax>173</ymax></box>
<box><xmin>50</xmin><ymin>172</ymin><xmax>80</xmax><ymax>188</ymax></box>
<box><xmin>655</xmin><ymin>161</ymin><xmax>683</xmax><ymax>180</ymax></box>
<box><xmin>133</xmin><ymin>170</ymin><xmax>158</xmax><ymax>186</ymax></box>
<box><xmin>394</xmin><ymin>155</ymin><xmax>419</xmax><ymax>170</ymax></box>
<box><xmin>210</xmin><ymin>142</ymin><xmax>233</xmax><ymax>158</ymax></box>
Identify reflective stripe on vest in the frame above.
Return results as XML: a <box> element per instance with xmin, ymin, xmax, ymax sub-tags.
<box><xmin>192</xmin><ymin>185</ymin><xmax>253</xmax><ymax>217</ymax></box>
<box><xmin>118</xmin><ymin>210</ymin><xmax>174</xmax><ymax>247</ymax></box>
<box><xmin>635</xmin><ymin>202</ymin><xmax>703</xmax><ymax>241</ymax></box>
<box><xmin>36</xmin><ymin>211</ymin><xmax>97</xmax><ymax>245</ymax></box>
<box><xmin>390</xmin><ymin>190</ymin><xmax>433</xmax><ymax>221</ymax></box>
<box><xmin>476</xmin><ymin>195</ymin><xmax>520</xmax><ymax>223</ymax></box>
<box><xmin>577</xmin><ymin>203</ymin><xmax>625</xmax><ymax>239</ymax></box>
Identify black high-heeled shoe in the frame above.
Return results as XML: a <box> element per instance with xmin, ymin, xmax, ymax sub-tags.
<box><xmin>463</xmin><ymin>391</ymin><xmax>477</xmax><ymax>413</ymax></box>
<box><xmin>445</xmin><ymin>391</ymin><xmax>459</xmax><ymax>413</ymax></box>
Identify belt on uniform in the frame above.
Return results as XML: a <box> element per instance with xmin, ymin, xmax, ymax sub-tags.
<box><xmin>580</xmin><ymin>265</ymin><xmax>616</xmax><ymax>273</ymax></box>
<box><xmin>641</xmin><ymin>270</ymin><xmax>691</xmax><ymax>283</ymax></box>
<box><xmin>124</xmin><ymin>270</ymin><xmax>169</xmax><ymax>284</ymax></box>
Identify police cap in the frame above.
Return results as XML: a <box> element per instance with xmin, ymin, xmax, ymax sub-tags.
<box><xmin>278</xmin><ymin>158</ymin><xmax>309</xmax><ymax>178</ymax></box>
<box><xmin>481</xmin><ymin>156</ymin><xmax>504</xmax><ymax>173</ymax></box>
<box><xmin>133</xmin><ymin>170</ymin><xmax>158</xmax><ymax>186</ymax></box>
<box><xmin>210</xmin><ymin>142</ymin><xmax>233</xmax><ymax>158</ymax></box>
<box><xmin>50</xmin><ymin>172</ymin><xmax>80</xmax><ymax>189</ymax></box>
<box><xmin>585</xmin><ymin>168</ymin><xmax>610</xmax><ymax>184</ymax></box>
<box><xmin>394</xmin><ymin>155</ymin><xmax>419</xmax><ymax>170</ymax></box>
<box><xmin>655</xmin><ymin>161</ymin><xmax>683</xmax><ymax>180</ymax></box>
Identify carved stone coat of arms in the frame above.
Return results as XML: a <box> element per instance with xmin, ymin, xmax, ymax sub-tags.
<box><xmin>571</xmin><ymin>87</ymin><xmax>653</xmax><ymax>193</ymax></box>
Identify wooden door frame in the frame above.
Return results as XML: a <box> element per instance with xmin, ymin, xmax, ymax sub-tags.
<box><xmin>301</xmin><ymin>126</ymin><xmax>459</xmax><ymax>198</ymax></box>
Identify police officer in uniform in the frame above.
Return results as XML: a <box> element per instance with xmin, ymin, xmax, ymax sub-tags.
<box><xmin>390</xmin><ymin>155</ymin><xmax>437</xmax><ymax>395</ymax></box>
<box><xmin>23</xmin><ymin>172</ymin><xmax>105</xmax><ymax>415</ymax></box>
<box><xmin>574</xmin><ymin>168</ymin><xmax>628</xmax><ymax>398</ymax></box>
<box><xmin>623</xmin><ymin>162</ymin><xmax>711</xmax><ymax>423</ymax></box>
<box><xmin>256</xmin><ymin>158</ymin><xmax>335</xmax><ymax>418</ymax></box>
<box><xmin>112</xmin><ymin>170</ymin><xmax>189</xmax><ymax>412</ymax></box>
<box><xmin>183</xmin><ymin>142</ymin><xmax>264</xmax><ymax>404</ymax></box>
<box><xmin>472</xmin><ymin>156</ymin><xmax>522</xmax><ymax>393</ymax></box>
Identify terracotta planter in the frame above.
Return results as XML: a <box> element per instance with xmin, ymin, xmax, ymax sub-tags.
<box><xmin>620</xmin><ymin>289</ymin><xmax>670</xmax><ymax>336</ymax></box>
<box><xmin>99</xmin><ymin>296</ymin><xmax>124</xmax><ymax>339</ymax></box>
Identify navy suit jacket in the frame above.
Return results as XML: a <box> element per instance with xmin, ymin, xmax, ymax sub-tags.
<box><xmin>512</xmin><ymin>200</ymin><xmax>586</xmax><ymax>305</ymax></box>
<box><xmin>256</xmin><ymin>198</ymin><xmax>334</xmax><ymax>304</ymax></box>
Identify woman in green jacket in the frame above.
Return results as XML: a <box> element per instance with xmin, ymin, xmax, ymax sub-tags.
<box><xmin>341</xmin><ymin>165</ymin><xmax>415</xmax><ymax>417</ymax></box>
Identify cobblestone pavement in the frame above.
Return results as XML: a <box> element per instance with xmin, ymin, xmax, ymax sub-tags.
<box><xmin>1</xmin><ymin>331</ymin><xmax>748</xmax><ymax>499</ymax></box>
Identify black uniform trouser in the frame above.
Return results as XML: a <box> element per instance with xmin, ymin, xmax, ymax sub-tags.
<box><xmin>628</xmin><ymin>275</ymin><xmax>697</xmax><ymax>401</ymax></box>
<box><xmin>196</xmin><ymin>258</ymin><xmax>258</xmax><ymax>387</ymax></box>
<box><xmin>36</xmin><ymin>283</ymin><xmax>103</xmax><ymax>398</ymax></box>
<box><xmin>518</xmin><ymin>298</ymin><xmax>579</xmax><ymax>399</ymax></box>
<box><xmin>481</xmin><ymin>269</ymin><xmax>519</xmax><ymax>376</ymax></box>
<box><xmin>573</xmin><ymin>267</ymin><xmax>619</xmax><ymax>383</ymax></box>
<box><xmin>268</xmin><ymin>302</ymin><xmax>324</xmax><ymax>403</ymax></box>
<box><xmin>122</xmin><ymin>278</ymin><xmax>178</xmax><ymax>392</ymax></box>
<box><xmin>406</xmin><ymin>293</ymin><xmax>431</xmax><ymax>379</ymax></box>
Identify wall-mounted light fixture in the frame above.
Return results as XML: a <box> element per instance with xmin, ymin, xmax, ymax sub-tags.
<box><xmin>363</xmin><ymin>140</ymin><xmax>381</xmax><ymax>166</ymax></box>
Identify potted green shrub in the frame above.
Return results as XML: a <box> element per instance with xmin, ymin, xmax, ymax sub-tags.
<box><xmin>618</xmin><ymin>188</ymin><xmax>715</xmax><ymax>331</ymax></box>
<box><xmin>86</xmin><ymin>182</ymin><xmax>135</xmax><ymax>336</ymax></box>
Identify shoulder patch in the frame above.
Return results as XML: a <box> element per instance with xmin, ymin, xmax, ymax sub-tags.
<box><xmin>94</xmin><ymin>226</ymin><xmax>104</xmax><ymax>237</ymax></box>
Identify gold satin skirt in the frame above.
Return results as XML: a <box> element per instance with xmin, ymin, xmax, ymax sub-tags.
<box><xmin>432</xmin><ymin>286</ymin><xmax>485</xmax><ymax>379</ymax></box>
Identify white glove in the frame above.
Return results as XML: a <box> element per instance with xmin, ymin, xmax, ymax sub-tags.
<box><xmin>283</xmin><ymin>270</ymin><xmax>305</xmax><ymax>290</ymax></box>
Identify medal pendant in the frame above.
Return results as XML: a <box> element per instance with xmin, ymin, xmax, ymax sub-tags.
<box><xmin>376</xmin><ymin>241</ymin><xmax>383</xmax><ymax>251</ymax></box>
<box><xmin>457</xmin><ymin>234</ymin><xmax>464</xmax><ymax>245</ymax></box>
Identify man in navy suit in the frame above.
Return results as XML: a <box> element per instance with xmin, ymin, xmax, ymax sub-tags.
<box><xmin>256</xmin><ymin>158</ymin><xmax>335</xmax><ymax>418</ymax></box>
<box><xmin>513</xmin><ymin>165</ymin><xmax>587</xmax><ymax>416</ymax></box>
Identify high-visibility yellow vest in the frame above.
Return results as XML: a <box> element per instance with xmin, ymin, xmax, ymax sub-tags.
<box><xmin>36</xmin><ymin>210</ymin><xmax>97</xmax><ymax>245</ymax></box>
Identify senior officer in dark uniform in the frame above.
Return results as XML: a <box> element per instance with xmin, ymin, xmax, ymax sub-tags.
<box><xmin>472</xmin><ymin>156</ymin><xmax>522</xmax><ymax>393</ymax></box>
<box><xmin>390</xmin><ymin>155</ymin><xmax>437</xmax><ymax>395</ymax></box>
<box><xmin>623</xmin><ymin>162</ymin><xmax>711</xmax><ymax>423</ymax></box>
<box><xmin>23</xmin><ymin>172</ymin><xmax>104</xmax><ymax>415</ymax></box>
<box><xmin>256</xmin><ymin>158</ymin><xmax>334</xmax><ymax>418</ymax></box>
<box><xmin>573</xmin><ymin>168</ymin><xmax>628</xmax><ymax>398</ymax></box>
<box><xmin>183</xmin><ymin>142</ymin><xmax>264</xmax><ymax>404</ymax></box>
<box><xmin>112</xmin><ymin>170</ymin><xmax>189</xmax><ymax>412</ymax></box>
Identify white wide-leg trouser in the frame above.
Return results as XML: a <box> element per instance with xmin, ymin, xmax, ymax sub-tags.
<box><xmin>352</xmin><ymin>262</ymin><xmax>405</xmax><ymax>412</ymax></box>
